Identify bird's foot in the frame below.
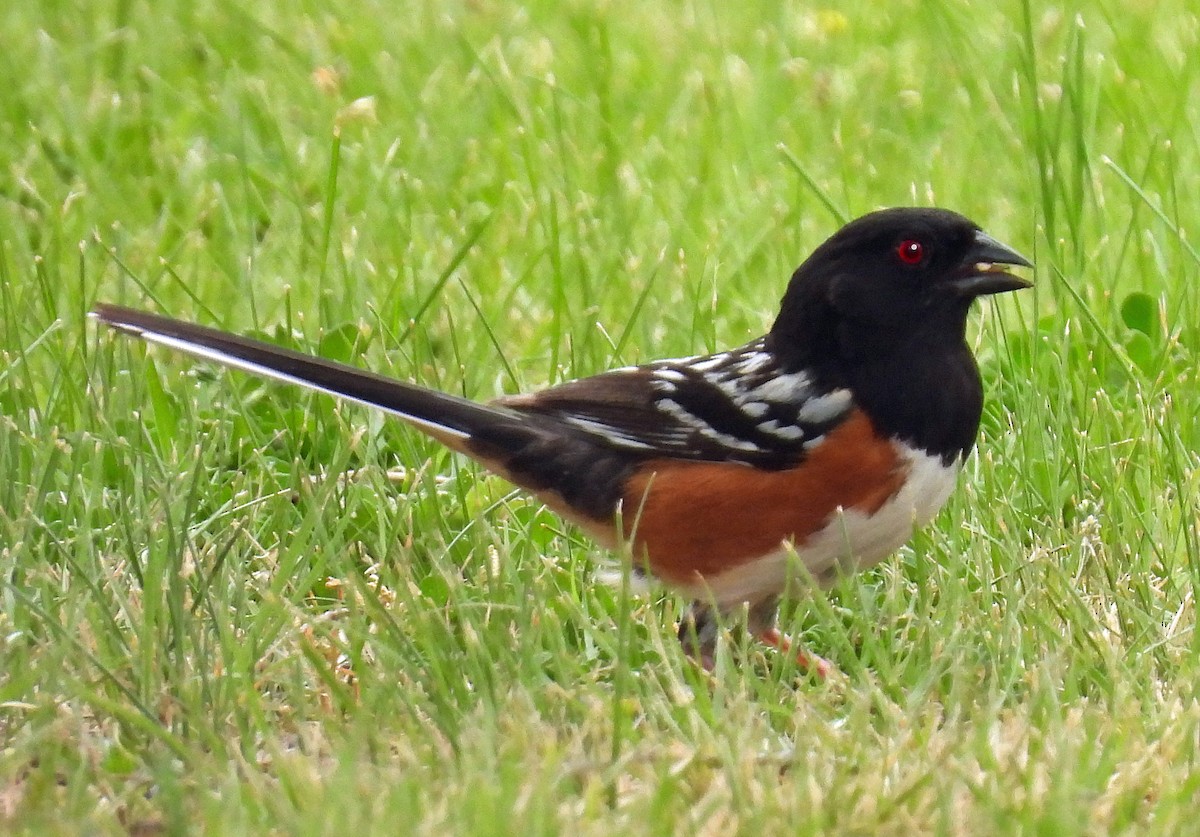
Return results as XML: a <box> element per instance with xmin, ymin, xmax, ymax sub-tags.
<box><xmin>755</xmin><ymin>627</ymin><xmax>833</xmax><ymax>678</ymax></box>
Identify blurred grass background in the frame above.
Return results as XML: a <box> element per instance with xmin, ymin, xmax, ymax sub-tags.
<box><xmin>2</xmin><ymin>0</ymin><xmax>1199</xmax><ymax>833</ymax></box>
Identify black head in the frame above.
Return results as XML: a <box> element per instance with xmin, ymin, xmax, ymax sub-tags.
<box><xmin>770</xmin><ymin>207</ymin><xmax>1031</xmax><ymax>361</ymax></box>
<box><xmin>768</xmin><ymin>207</ymin><xmax>1032</xmax><ymax>460</ymax></box>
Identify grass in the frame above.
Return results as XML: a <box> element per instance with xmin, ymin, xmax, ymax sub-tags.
<box><xmin>2</xmin><ymin>0</ymin><xmax>1199</xmax><ymax>832</ymax></box>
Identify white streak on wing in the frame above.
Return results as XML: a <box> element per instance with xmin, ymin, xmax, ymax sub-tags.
<box><xmin>796</xmin><ymin>388</ymin><xmax>853</xmax><ymax>424</ymax></box>
<box><xmin>653</xmin><ymin>368</ymin><xmax>687</xmax><ymax>383</ymax></box>
<box><xmin>748</xmin><ymin>371</ymin><xmax>810</xmax><ymax>404</ymax></box>
<box><xmin>707</xmin><ymin>373</ymin><xmax>744</xmax><ymax>401</ymax></box>
<box><xmin>703</xmin><ymin>369</ymin><xmax>776</xmax><ymax>409</ymax></box>
<box><xmin>741</xmin><ymin>401</ymin><xmax>769</xmax><ymax>418</ymax></box>
<box><xmin>684</xmin><ymin>353</ymin><xmax>729</xmax><ymax>373</ymax></box>
<box><xmin>757</xmin><ymin>420</ymin><xmax>805</xmax><ymax>440</ymax></box>
<box><xmin>730</xmin><ymin>351</ymin><xmax>772</xmax><ymax>375</ymax></box>
<box><xmin>120</xmin><ymin>330</ymin><xmax>471</xmax><ymax>441</ymax></box>
<box><xmin>562</xmin><ymin>416</ymin><xmax>654</xmax><ymax>450</ymax></box>
<box><xmin>657</xmin><ymin>398</ymin><xmax>762</xmax><ymax>453</ymax></box>
<box><xmin>697</xmin><ymin>426</ymin><xmax>762</xmax><ymax>452</ymax></box>
<box><xmin>678</xmin><ymin>445</ymin><xmax>960</xmax><ymax>608</ymax></box>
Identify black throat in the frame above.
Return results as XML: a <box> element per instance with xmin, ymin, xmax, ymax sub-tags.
<box><xmin>839</xmin><ymin>326</ymin><xmax>984</xmax><ymax>464</ymax></box>
<box><xmin>769</xmin><ymin>292</ymin><xmax>985</xmax><ymax>464</ymax></box>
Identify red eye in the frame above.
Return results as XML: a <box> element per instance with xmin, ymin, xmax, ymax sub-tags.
<box><xmin>896</xmin><ymin>239</ymin><xmax>925</xmax><ymax>265</ymax></box>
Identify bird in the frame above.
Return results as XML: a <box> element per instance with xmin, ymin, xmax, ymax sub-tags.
<box><xmin>91</xmin><ymin>207</ymin><xmax>1032</xmax><ymax>674</ymax></box>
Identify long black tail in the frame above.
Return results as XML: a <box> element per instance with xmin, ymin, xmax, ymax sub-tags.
<box><xmin>93</xmin><ymin>304</ymin><xmax>650</xmax><ymax>527</ymax></box>
<box><xmin>90</xmin><ymin>304</ymin><xmax>523</xmax><ymax>446</ymax></box>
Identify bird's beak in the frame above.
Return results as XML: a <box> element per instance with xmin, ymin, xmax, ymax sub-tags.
<box><xmin>952</xmin><ymin>230</ymin><xmax>1033</xmax><ymax>297</ymax></box>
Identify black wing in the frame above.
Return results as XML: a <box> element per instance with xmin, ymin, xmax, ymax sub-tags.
<box><xmin>497</xmin><ymin>339</ymin><xmax>855</xmax><ymax>469</ymax></box>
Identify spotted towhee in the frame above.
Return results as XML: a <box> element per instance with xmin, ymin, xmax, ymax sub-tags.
<box><xmin>92</xmin><ymin>207</ymin><xmax>1032</xmax><ymax>673</ymax></box>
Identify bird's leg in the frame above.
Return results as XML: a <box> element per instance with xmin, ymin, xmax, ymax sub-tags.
<box><xmin>678</xmin><ymin>599</ymin><xmax>833</xmax><ymax>677</ymax></box>
<box><xmin>677</xmin><ymin>601</ymin><xmax>721</xmax><ymax>670</ymax></box>
<box><xmin>746</xmin><ymin>597</ymin><xmax>833</xmax><ymax>678</ymax></box>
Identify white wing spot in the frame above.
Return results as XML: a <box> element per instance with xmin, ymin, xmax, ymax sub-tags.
<box><xmin>757</xmin><ymin>420</ymin><xmax>805</xmax><ymax>440</ymax></box>
<box><xmin>749</xmin><ymin>371</ymin><xmax>811</xmax><ymax>404</ymax></box>
<box><xmin>653</xmin><ymin>368</ymin><xmax>687</xmax><ymax>383</ymax></box>
<box><xmin>705</xmin><ymin>373</ymin><xmax>744</xmax><ymax>401</ymax></box>
<box><xmin>796</xmin><ymin>388</ymin><xmax>853</xmax><ymax>424</ymax></box>
<box><xmin>563</xmin><ymin>416</ymin><xmax>655</xmax><ymax>450</ymax></box>
<box><xmin>658</xmin><ymin>398</ymin><xmax>762</xmax><ymax>453</ymax></box>
<box><xmin>685</xmin><ymin>353</ymin><xmax>730</xmax><ymax>373</ymax></box>
<box><xmin>731</xmin><ymin>351</ymin><xmax>773</xmax><ymax>375</ymax></box>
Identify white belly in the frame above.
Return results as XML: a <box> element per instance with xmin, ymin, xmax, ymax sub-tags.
<box><xmin>699</xmin><ymin>444</ymin><xmax>960</xmax><ymax>608</ymax></box>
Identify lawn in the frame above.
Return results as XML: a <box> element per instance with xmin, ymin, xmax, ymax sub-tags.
<box><xmin>3</xmin><ymin>0</ymin><xmax>1199</xmax><ymax>833</ymax></box>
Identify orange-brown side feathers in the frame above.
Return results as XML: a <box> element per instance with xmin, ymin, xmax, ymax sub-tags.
<box><xmin>622</xmin><ymin>410</ymin><xmax>908</xmax><ymax>584</ymax></box>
